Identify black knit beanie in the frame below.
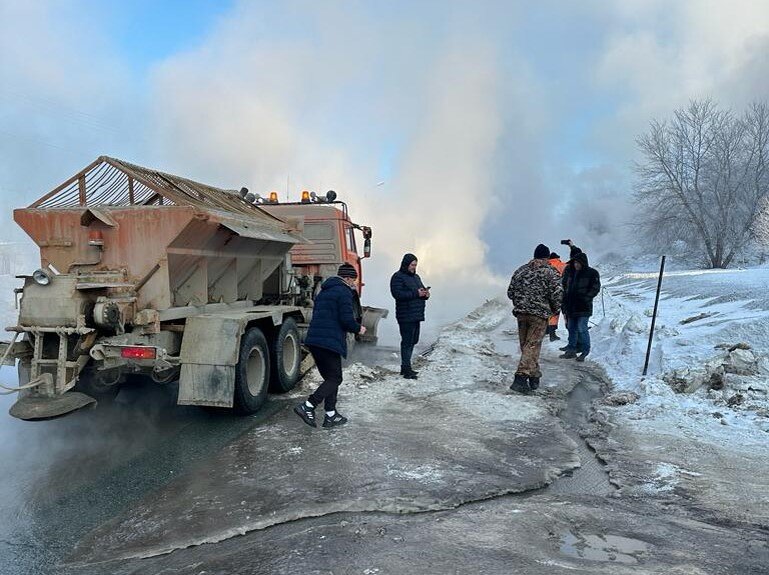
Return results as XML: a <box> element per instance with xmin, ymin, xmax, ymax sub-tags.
<box><xmin>338</xmin><ymin>263</ymin><xmax>358</xmax><ymax>279</ymax></box>
<box><xmin>534</xmin><ymin>244</ymin><xmax>550</xmax><ymax>259</ymax></box>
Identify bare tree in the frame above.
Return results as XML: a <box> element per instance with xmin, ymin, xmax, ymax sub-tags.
<box><xmin>635</xmin><ymin>100</ymin><xmax>769</xmax><ymax>268</ymax></box>
<box><xmin>752</xmin><ymin>197</ymin><xmax>769</xmax><ymax>247</ymax></box>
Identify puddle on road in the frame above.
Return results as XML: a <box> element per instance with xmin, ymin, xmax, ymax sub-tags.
<box><xmin>559</xmin><ymin>530</ymin><xmax>649</xmax><ymax>564</ymax></box>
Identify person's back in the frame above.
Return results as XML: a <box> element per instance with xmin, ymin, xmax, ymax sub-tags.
<box><xmin>508</xmin><ymin>259</ymin><xmax>562</xmax><ymax>320</ymax></box>
<box><xmin>548</xmin><ymin>255</ymin><xmax>566</xmax><ymax>275</ymax></box>
<box><xmin>295</xmin><ymin>264</ymin><xmax>363</xmax><ymax>429</ymax></box>
<box><xmin>305</xmin><ymin>276</ymin><xmax>359</xmax><ymax>358</ymax></box>
<box><xmin>546</xmin><ymin>253</ymin><xmax>566</xmax><ymax>341</ymax></box>
<box><xmin>507</xmin><ymin>244</ymin><xmax>562</xmax><ymax>394</ymax></box>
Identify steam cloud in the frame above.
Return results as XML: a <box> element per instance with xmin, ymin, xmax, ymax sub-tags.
<box><xmin>2</xmin><ymin>0</ymin><xmax>769</xmax><ymax>342</ymax></box>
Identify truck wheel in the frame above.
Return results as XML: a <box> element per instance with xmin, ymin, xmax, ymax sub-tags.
<box><xmin>269</xmin><ymin>318</ymin><xmax>301</xmax><ymax>393</ymax></box>
<box><xmin>75</xmin><ymin>367</ymin><xmax>121</xmax><ymax>403</ymax></box>
<box><xmin>234</xmin><ymin>326</ymin><xmax>270</xmax><ymax>414</ymax></box>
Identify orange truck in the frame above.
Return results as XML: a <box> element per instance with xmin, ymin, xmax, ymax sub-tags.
<box><xmin>0</xmin><ymin>156</ymin><xmax>387</xmax><ymax>420</ymax></box>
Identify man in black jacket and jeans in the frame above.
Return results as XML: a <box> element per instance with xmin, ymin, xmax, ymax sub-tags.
<box><xmin>560</xmin><ymin>251</ymin><xmax>600</xmax><ymax>362</ymax></box>
<box><xmin>390</xmin><ymin>253</ymin><xmax>429</xmax><ymax>379</ymax></box>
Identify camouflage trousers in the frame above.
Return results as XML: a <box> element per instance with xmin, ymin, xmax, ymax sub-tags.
<box><xmin>515</xmin><ymin>313</ymin><xmax>548</xmax><ymax>378</ymax></box>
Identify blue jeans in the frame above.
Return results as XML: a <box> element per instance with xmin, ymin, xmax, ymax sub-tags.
<box><xmin>567</xmin><ymin>316</ymin><xmax>590</xmax><ymax>355</ymax></box>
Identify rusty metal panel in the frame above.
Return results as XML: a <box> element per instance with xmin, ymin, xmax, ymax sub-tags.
<box><xmin>219</xmin><ymin>219</ymin><xmax>301</xmax><ymax>244</ymax></box>
<box><xmin>260</xmin><ymin>204</ymin><xmax>344</xmax><ymax>265</ymax></box>
<box><xmin>177</xmin><ymin>364</ymin><xmax>234</xmax><ymax>407</ymax></box>
<box><xmin>13</xmin><ymin>157</ymin><xmax>307</xmax><ymax>318</ymax></box>
<box><xmin>13</xmin><ymin>206</ymin><xmax>197</xmax><ymax>310</ymax></box>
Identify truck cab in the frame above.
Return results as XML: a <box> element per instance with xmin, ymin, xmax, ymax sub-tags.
<box><xmin>258</xmin><ymin>192</ymin><xmax>385</xmax><ymax>343</ymax></box>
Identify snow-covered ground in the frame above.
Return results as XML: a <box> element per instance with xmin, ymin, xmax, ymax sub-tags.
<box><xmin>586</xmin><ymin>265</ymin><xmax>769</xmax><ymax>525</ymax></box>
<box><xmin>593</xmin><ymin>266</ymin><xmax>769</xmax><ymax>435</ymax></box>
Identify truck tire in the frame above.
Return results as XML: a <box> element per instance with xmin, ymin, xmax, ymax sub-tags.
<box><xmin>269</xmin><ymin>318</ymin><xmax>301</xmax><ymax>393</ymax></box>
<box><xmin>234</xmin><ymin>326</ymin><xmax>270</xmax><ymax>414</ymax></box>
<box><xmin>75</xmin><ymin>367</ymin><xmax>121</xmax><ymax>403</ymax></box>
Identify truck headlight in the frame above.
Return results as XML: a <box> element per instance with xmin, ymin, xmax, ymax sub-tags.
<box><xmin>32</xmin><ymin>269</ymin><xmax>52</xmax><ymax>286</ymax></box>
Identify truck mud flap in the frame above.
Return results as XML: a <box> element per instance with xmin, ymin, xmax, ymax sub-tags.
<box><xmin>359</xmin><ymin>306</ymin><xmax>389</xmax><ymax>344</ymax></box>
<box><xmin>9</xmin><ymin>391</ymin><xmax>97</xmax><ymax>421</ymax></box>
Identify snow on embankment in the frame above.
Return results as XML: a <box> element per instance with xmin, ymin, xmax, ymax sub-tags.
<box><xmin>586</xmin><ymin>267</ymin><xmax>769</xmax><ymax>519</ymax></box>
<box><xmin>591</xmin><ymin>267</ymin><xmax>769</xmax><ymax>429</ymax></box>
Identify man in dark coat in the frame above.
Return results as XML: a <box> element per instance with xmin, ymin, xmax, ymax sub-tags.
<box><xmin>390</xmin><ymin>253</ymin><xmax>429</xmax><ymax>379</ymax></box>
<box><xmin>507</xmin><ymin>243</ymin><xmax>563</xmax><ymax>392</ymax></box>
<box><xmin>559</xmin><ymin>241</ymin><xmax>585</xmax><ymax>353</ymax></box>
<box><xmin>294</xmin><ymin>263</ymin><xmax>366</xmax><ymax>428</ymax></box>
<box><xmin>560</xmin><ymin>251</ymin><xmax>601</xmax><ymax>362</ymax></box>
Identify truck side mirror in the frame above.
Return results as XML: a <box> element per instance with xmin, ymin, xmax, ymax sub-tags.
<box><xmin>363</xmin><ymin>238</ymin><xmax>371</xmax><ymax>258</ymax></box>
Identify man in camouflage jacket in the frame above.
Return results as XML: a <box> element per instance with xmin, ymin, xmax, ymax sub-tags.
<box><xmin>507</xmin><ymin>243</ymin><xmax>563</xmax><ymax>393</ymax></box>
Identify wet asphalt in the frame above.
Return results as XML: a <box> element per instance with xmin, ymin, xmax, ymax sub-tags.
<box><xmin>0</xmin><ymin>377</ymin><xmax>288</xmax><ymax>575</ymax></box>
<box><xmin>2</xmin><ymin>330</ymin><xmax>767</xmax><ymax>574</ymax></box>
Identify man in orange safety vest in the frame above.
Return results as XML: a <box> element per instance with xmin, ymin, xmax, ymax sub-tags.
<box><xmin>547</xmin><ymin>252</ymin><xmax>566</xmax><ymax>341</ymax></box>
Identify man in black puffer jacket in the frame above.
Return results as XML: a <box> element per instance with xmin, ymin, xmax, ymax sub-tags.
<box><xmin>560</xmin><ymin>251</ymin><xmax>600</xmax><ymax>362</ymax></box>
<box><xmin>390</xmin><ymin>253</ymin><xmax>429</xmax><ymax>379</ymax></box>
<box><xmin>294</xmin><ymin>263</ymin><xmax>366</xmax><ymax>429</ymax></box>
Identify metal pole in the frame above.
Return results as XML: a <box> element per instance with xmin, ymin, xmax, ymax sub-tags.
<box><xmin>601</xmin><ymin>287</ymin><xmax>606</xmax><ymax>318</ymax></box>
<box><xmin>642</xmin><ymin>255</ymin><xmax>666</xmax><ymax>376</ymax></box>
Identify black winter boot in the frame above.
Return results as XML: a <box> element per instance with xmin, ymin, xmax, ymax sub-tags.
<box><xmin>509</xmin><ymin>374</ymin><xmax>530</xmax><ymax>394</ymax></box>
<box><xmin>528</xmin><ymin>376</ymin><xmax>540</xmax><ymax>390</ymax></box>
<box><xmin>549</xmin><ymin>331</ymin><xmax>561</xmax><ymax>341</ymax></box>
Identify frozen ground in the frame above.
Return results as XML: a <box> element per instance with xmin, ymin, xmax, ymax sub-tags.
<box><xmin>64</xmin><ymin>298</ymin><xmax>586</xmax><ymax>568</ymax></box>
<box><xmin>2</xmin><ymin>267</ymin><xmax>769</xmax><ymax>574</ymax></box>
<box><xmin>586</xmin><ymin>265</ymin><xmax>769</xmax><ymax>527</ymax></box>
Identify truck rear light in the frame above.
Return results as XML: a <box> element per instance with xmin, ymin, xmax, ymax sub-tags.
<box><xmin>120</xmin><ymin>346</ymin><xmax>157</xmax><ymax>359</ymax></box>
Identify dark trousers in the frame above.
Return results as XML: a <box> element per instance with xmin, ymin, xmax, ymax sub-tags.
<box><xmin>307</xmin><ymin>346</ymin><xmax>343</xmax><ymax>412</ymax></box>
<box><xmin>398</xmin><ymin>321</ymin><xmax>421</xmax><ymax>371</ymax></box>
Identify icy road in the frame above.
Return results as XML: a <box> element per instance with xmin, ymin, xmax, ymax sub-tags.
<box><xmin>1</xmin><ymin>273</ymin><xmax>769</xmax><ymax>574</ymax></box>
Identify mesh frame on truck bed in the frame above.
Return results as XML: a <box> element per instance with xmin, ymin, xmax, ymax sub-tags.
<box><xmin>29</xmin><ymin>155</ymin><xmax>284</xmax><ymax>225</ymax></box>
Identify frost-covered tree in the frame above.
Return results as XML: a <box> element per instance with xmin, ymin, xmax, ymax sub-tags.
<box><xmin>635</xmin><ymin>100</ymin><xmax>769</xmax><ymax>268</ymax></box>
<box><xmin>753</xmin><ymin>197</ymin><xmax>769</xmax><ymax>248</ymax></box>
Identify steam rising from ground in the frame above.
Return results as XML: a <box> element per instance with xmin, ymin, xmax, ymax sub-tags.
<box><xmin>3</xmin><ymin>0</ymin><xmax>769</xmax><ymax>341</ymax></box>
<box><xmin>148</xmin><ymin>6</ymin><xmax>519</xmax><ymax>340</ymax></box>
